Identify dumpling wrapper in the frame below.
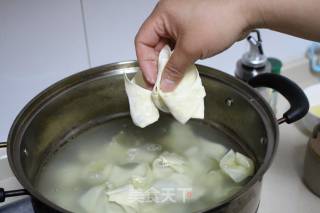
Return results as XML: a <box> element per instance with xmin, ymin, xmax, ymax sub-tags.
<box><xmin>199</xmin><ymin>138</ymin><xmax>228</xmax><ymax>161</ymax></box>
<box><xmin>152</xmin><ymin>152</ymin><xmax>186</xmax><ymax>178</ymax></box>
<box><xmin>127</xmin><ymin>147</ymin><xmax>158</xmax><ymax>164</ymax></box>
<box><xmin>106</xmin><ymin>184</ymin><xmax>141</xmax><ymax>212</ymax></box>
<box><xmin>219</xmin><ymin>150</ymin><xmax>255</xmax><ymax>183</ymax></box>
<box><xmin>152</xmin><ymin>45</ymin><xmax>206</xmax><ymax>123</ymax></box>
<box><xmin>80</xmin><ymin>184</ymin><xmax>143</xmax><ymax>213</ymax></box>
<box><xmin>151</xmin><ymin>173</ymin><xmax>193</xmax><ymax>203</ymax></box>
<box><xmin>108</xmin><ymin>163</ymin><xmax>150</xmax><ymax>187</ymax></box>
<box><xmin>184</xmin><ymin>146</ymin><xmax>219</xmax><ymax>175</ymax></box>
<box><xmin>131</xmin><ymin>167</ymin><xmax>154</xmax><ymax>189</ymax></box>
<box><xmin>124</xmin><ymin>45</ymin><xmax>206</xmax><ymax>128</ymax></box>
<box><xmin>79</xmin><ymin>185</ymin><xmax>125</xmax><ymax>213</ymax></box>
<box><xmin>198</xmin><ymin>170</ymin><xmax>242</xmax><ymax>203</ymax></box>
<box><xmin>159</xmin><ymin>122</ymin><xmax>198</xmax><ymax>153</ymax></box>
<box><xmin>124</xmin><ymin>71</ymin><xmax>159</xmax><ymax>128</ymax></box>
<box><xmin>80</xmin><ymin>161</ymin><xmax>113</xmax><ymax>185</ymax></box>
<box><xmin>183</xmin><ymin>138</ymin><xmax>228</xmax><ymax>175</ymax></box>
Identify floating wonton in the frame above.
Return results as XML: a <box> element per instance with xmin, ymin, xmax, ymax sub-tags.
<box><xmin>219</xmin><ymin>150</ymin><xmax>254</xmax><ymax>183</ymax></box>
<box><xmin>79</xmin><ymin>185</ymin><xmax>125</xmax><ymax>213</ymax></box>
<box><xmin>159</xmin><ymin>122</ymin><xmax>198</xmax><ymax>153</ymax></box>
<box><xmin>184</xmin><ymin>146</ymin><xmax>218</xmax><ymax>175</ymax></box>
<box><xmin>184</xmin><ymin>137</ymin><xmax>228</xmax><ymax>175</ymax></box>
<box><xmin>106</xmin><ymin>184</ymin><xmax>141</xmax><ymax>212</ymax></box>
<box><xmin>103</xmin><ymin>139</ymin><xmax>128</xmax><ymax>164</ymax></box>
<box><xmin>199</xmin><ymin>170</ymin><xmax>242</xmax><ymax>204</ymax></box>
<box><xmin>199</xmin><ymin>138</ymin><xmax>228</xmax><ymax>161</ymax></box>
<box><xmin>152</xmin><ymin>152</ymin><xmax>186</xmax><ymax>178</ymax></box>
<box><xmin>125</xmin><ymin>45</ymin><xmax>206</xmax><ymax>128</ymax></box>
<box><xmin>126</xmin><ymin>147</ymin><xmax>159</xmax><ymax>164</ymax></box>
<box><xmin>151</xmin><ymin>173</ymin><xmax>193</xmax><ymax>203</ymax></box>
<box><xmin>108</xmin><ymin>163</ymin><xmax>150</xmax><ymax>188</ymax></box>
<box><xmin>81</xmin><ymin>161</ymin><xmax>113</xmax><ymax>185</ymax></box>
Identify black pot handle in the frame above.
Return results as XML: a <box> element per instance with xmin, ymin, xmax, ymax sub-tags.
<box><xmin>0</xmin><ymin>142</ymin><xmax>29</xmax><ymax>202</ymax></box>
<box><xmin>0</xmin><ymin>142</ymin><xmax>6</xmax><ymax>149</ymax></box>
<box><xmin>0</xmin><ymin>188</ymin><xmax>29</xmax><ymax>202</ymax></box>
<box><xmin>248</xmin><ymin>73</ymin><xmax>309</xmax><ymax>124</ymax></box>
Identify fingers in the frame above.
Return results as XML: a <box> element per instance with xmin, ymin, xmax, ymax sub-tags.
<box><xmin>160</xmin><ymin>42</ymin><xmax>197</xmax><ymax>92</ymax></box>
<box><xmin>135</xmin><ymin>12</ymin><xmax>166</xmax><ymax>85</ymax></box>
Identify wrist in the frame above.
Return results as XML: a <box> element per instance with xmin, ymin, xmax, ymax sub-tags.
<box><xmin>237</xmin><ymin>0</ymin><xmax>268</xmax><ymax>31</ymax></box>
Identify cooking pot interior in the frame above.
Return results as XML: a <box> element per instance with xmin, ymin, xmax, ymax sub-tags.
<box><xmin>9</xmin><ymin>63</ymin><xmax>277</xmax><ymax>204</ymax></box>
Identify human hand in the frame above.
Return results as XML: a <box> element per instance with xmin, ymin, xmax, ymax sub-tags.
<box><xmin>135</xmin><ymin>0</ymin><xmax>259</xmax><ymax>91</ymax></box>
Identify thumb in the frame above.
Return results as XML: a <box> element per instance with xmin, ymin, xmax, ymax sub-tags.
<box><xmin>160</xmin><ymin>44</ymin><xmax>196</xmax><ymax>92</ymax></box>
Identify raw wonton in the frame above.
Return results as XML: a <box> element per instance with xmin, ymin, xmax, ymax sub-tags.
<box><xmin>124</xmin><ymin>71</ymin><xmax>159</xmax><ymax>128</ymax></box>
<box><xmin>152</xmin><ymin>152</ymin><xmax>186</xmax><ymax>178</ymax></box>
<box><xmin>79</xmin><ymin>184</ymin><xmax>125</xmax><ymax>213</ymax></box>
<box><xmin>219</xmin><ymin>150</ymin><xmax>254</xmax><ymax>183</ymax></box>
<box><xmin>125</xmin><ymin>45</ymin><xmax>206</xmax><ymax>128</ymax></box>
<box><xmin>80</xmin><ymin>161</ymin><xmax>113</xmax><ymax>185</ymax></box>
<box><xmin>106</xmin><ymin>184</ymin><xmax>141</xmax><ymax>212</ymax></box>
<box><xmin>108</xmin><ymin>163</ymin><xmax>150</xmax><ymax>187</ymax></box>
<box><xmin>158</xmin><ymin>122</ymin><xmax>198</xmax><ymax>153</ymax></box>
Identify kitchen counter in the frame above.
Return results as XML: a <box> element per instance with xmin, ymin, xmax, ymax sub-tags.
<box><xmin>259</xmin><ymin>59</ymin><xmax>320</xmax><ymax>213</ymax></box>
<box><xmin>0</xmin><ymin>59</ymin><xmax>319</xmax><ymax>212</ymax></box>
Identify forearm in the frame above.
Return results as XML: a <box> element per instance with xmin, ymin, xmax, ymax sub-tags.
<box><xmin>135</xmin><ymin>0</ymin><xmax>320</xmax><ymax>91</ymax></box>
<box><xmin>251</xmin><ymin>0</ymin><xmax>320</xmax><ymax>41</ymax></box>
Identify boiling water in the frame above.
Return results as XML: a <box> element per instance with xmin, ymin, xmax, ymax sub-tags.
<box><xmin>36</xmin><ymin>115</ymin><xmax>254</xmax><ymax>213</ymax></box>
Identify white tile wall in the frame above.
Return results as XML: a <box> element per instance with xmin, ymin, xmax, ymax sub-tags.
<box><xmin>81</xmin><ymin>0</ymin><xmax>311</xmax><ymax>73</ymax></box>
<box><xmin>81</xmin><ymin>0</ymin><xmax>158</xmax><ymax>66</ymax></box>
<box><xmin>200</xmin><ymin>29</ymin><xmax>311</xmax><ymax>73</ymax></box>
<box><xmin>0</xmin><ymin>0</ymin><xmax>89</xmax><ymax>141</ymax></box>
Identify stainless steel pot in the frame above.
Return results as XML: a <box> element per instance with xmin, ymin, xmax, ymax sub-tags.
<box><xmin>0</xmin><ymin>61</ymin><xmax>309</xmax><ymax>213</ymax></box>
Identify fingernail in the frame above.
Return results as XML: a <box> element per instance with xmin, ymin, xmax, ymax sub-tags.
<box><xmin>160</xmin><ymin>78</ymin><xmax>177</xmax><ymax>92</ymax></box>
<box><xmin>146</xmin><ymin>73</ymin><xmax>157</xmax><ymax>85</ymax></box>
<box><xmin>143</xmin><ymin>63</ymin><xmax>157</xmax><ymax>84</ymax></box>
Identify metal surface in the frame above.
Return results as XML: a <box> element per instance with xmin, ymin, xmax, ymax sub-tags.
<box><xmin>0</xmin><ymin>142</ymin><xmax>7</xmax><ymax>149</ymax></box>
<box><xmin>235</xmin><ymin>30</ymin><xmax>271</xmax><ymax>82</ymax></box>
<box><xmin>277</xmin><ymin>117</ymin><xmax>286</xmax><ymax>124</ymax></box>
<box><xmin>235</xmin><ymin>60</ymin><xmax>272</xmax><ymax>83</ymax></box>
<box><xmin>0</xmin><ymin>188</ymin><xmax>29</xmax><ymax>202</ymax></box>
<box><xmin>5</xmin><ymin>61</ymin><xmax>280</xmax><ymax>213</ymax></box>
<box><xmin>1</xmin><ymin>198</ymin><xmax>264</xmax><ymax>213</ymax></box>
<box><xmin>241</xmin><ymin>34</ymin><xmax>267</xmax><ymax>68</ymax></box>
<box><xmin>303</xmin><ymin>124</ymin><xmax>320</xmax><ymax>197</ymax></box>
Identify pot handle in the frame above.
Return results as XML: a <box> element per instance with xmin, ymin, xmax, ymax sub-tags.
<box><xmin>248</xmin><ymin>73</ymin><xmax>309</xmax><ymax>124</ymax></box>
<box><xmin>0</xmin><ymin>142</ymin><xmax>6</xmax><ymax>149</ymax></box>
<box><xmin>0</xmin><ymin>142</ymin><xmax>29</xmax><ymax>202</ymax></box>
<box><xmin>0</xmin><ymin>188</ymin><xmax>29</xmax><ymax>202</ymax></box>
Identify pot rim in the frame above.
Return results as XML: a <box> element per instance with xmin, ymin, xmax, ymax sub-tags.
<box><xmin>6</xmin><ymin>60</ymin><xmax>279</xmax><ymax>212</ymax></box>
